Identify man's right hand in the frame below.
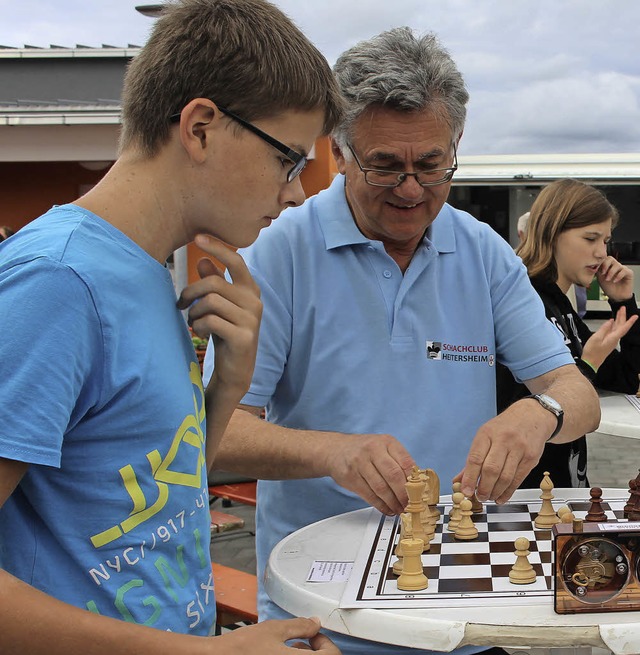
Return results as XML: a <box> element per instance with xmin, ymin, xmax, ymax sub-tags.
<box><xmin>215</xmin><ymin>410</ymin><xmax>415</xmax><ymax>516</ymax></box>
<box><xmin>213</xmin><ymin>617</ymin><xmax>341</xmax><ymax>653</ymax></box>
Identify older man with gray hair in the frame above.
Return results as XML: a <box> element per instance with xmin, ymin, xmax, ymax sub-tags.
<box><xmin>517</xmin><ymin>211</ymin><xmax>530</xmax><ymax>242</ymax></box>
<box><xmin>206</xmin><ymin>26</ymin><xmax>599</xmax><ymax>655</ymax></box>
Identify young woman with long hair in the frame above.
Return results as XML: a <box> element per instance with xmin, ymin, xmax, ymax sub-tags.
<box><xmin>498</xmin><ymin>178</ymin><xmax>640</xmax><ymax>488</ymax></box>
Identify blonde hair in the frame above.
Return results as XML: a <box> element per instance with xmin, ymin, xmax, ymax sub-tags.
<box><xmin>119</xmin><ymin>0</ymin><xmax>343</xmax><ymax>156</ymax></box>
<box><xmin>517</xmin><ymin>179</ymin><xmax>619</xmax><ymax>282</ymax></box>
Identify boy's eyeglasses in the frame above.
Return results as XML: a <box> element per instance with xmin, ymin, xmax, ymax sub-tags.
<box><xmin>170</xmin><ymin>105</ymin><xmax>307</xmax><ymax>183</ymax></box>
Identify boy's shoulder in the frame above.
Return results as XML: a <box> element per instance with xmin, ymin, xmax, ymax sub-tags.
<box><xmin>3</xmin><ymin>204</ymin><xmax>145</xmax><ymax>275</ymax></box>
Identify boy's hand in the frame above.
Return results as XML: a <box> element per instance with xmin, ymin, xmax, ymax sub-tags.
<box><xmin>214</xmin><ymin>617</ymin><xmax>342</xmax><ymax>654</ymax></box>
<box><xmin>177</xmin><ymin>234</ymin><xmax>262</xmax><ymax>394</ymax></box>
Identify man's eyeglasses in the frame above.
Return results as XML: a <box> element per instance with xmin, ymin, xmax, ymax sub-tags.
<box><xmin>170</xmin><ymin>105</ymin><xmax>307</xmax><ymax>183</ymax></box>
<box><xmin>346</xmin><ymin>143</ymin><xmax>457</xmax><ymax>188</ymax></box>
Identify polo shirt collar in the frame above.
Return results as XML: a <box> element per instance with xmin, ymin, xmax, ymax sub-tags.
<box><xmin>318</xmin><ymin>174</ymin><xmax>456</xmax><ymax>254</ymax></box>
<box><xmin>427</xmin><ymin>203</ymin><xmax>456</xmax><ymax>254</ymax></box>
<box><xmin>318</xmin><ymin>175</ymin><xmax>370</xmax><ymax>250</ymax></box>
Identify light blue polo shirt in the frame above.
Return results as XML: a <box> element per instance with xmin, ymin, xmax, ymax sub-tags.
<box><xmin>205</xmin><ymin>174</ymin><xmax>572</xmax><ymax>655</ymax></box>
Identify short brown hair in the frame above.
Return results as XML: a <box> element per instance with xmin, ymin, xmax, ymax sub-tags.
<box><xmin>517</xmin><ymin>178</ymin><xmax>619</xmax><ymax>282</ymax></box>
<box><xmin>119</xmin><ymin>0</ymin><xmax>343</xmax><ymax>156</ymax></box>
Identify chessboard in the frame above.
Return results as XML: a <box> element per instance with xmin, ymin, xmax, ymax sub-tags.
<box><xmin>625</xmin><ymin>394</ymin><xmax>640</xmax><ymax>414</ymax></box>
<box><xmin>340</xmin><ymin>493</ymin><xmax>628</xmax><ymax>609</ymax></box>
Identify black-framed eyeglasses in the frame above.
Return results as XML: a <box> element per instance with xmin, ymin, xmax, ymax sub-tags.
<box><xmin>170</xmin><ymin>105</ymin><xmax>307</xmax><ymax>183</ymax></box>
<box><xmin>346</xmin><ymin>143</ymin><xmax>458</xmax><ymax>188</ymax></box>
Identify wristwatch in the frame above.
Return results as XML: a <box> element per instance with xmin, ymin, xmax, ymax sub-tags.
<box><xmin>525</xmin><ymin>393</ymin><xmax>564</xmax><ymax>441</ymax></box>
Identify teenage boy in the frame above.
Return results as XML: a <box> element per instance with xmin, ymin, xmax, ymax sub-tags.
<box><xmin>0</xmin><ymin>1</ymin><xmax>343</xmax><ymax>653</ymax></box>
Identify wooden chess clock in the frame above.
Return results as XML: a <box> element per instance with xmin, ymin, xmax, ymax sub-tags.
<box><xmin>553</xmin><ymin>520</ymin><xmax>640</xmax><ymax>614</ymax></box>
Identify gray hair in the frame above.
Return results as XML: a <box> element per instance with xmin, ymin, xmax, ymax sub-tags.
<box><xmin>332</xmin><ymin>27</ymin><xmax>469</xmax><ymax>148</ymax></box>
<box><xmin>517</xmin><ymin>211</ymin><xmax>530</xmax><ymax>236</ymax></box>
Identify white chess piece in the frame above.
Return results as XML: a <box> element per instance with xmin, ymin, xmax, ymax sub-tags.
<box><xmin>396</xmin><ymin>535</ymin><xmax>428</xmax><ymax>591</ymax></box>
<box><xmin>453</xmin><ymin>498</ymin><xmax>479</xmax><ymax>541</ymax></box>
<box><xmin>509</xmin><ymin>537</ymin><xmax>537</xmax><ymax>584</ymax></box>
<box><xmin>447</xmin><ymin>491</ymin><xmax>464</xmax><ymax>532</ymax></box>
<box><xmin>535</xmin><ymin>471</ymin><xmax>560</xmax><ymax>529</ymax></box>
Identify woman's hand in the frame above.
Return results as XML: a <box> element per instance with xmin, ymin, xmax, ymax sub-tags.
<box><xmin>581</xmin><ymin>306</ymin><xmax>638</xmax><ymax>371</ymax></box>
<box><xmin>597</xmin><ymin>256</ymin><xmax>634</xmax><ymax>302</ymax></box>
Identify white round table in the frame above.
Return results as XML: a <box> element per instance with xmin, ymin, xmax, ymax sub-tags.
<box><xmin>265</xmin><ymin>488</ymin><xmax>640</xmax><ymax>654</ymax></box>
<box><xmin>594</xmin><ymin>392</ymin><xmax>640</xmax><ymax>440</ymax></box>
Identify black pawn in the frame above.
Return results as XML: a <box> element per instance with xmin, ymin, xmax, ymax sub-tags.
<box><xmin>629</xmin><ymin>480</ymin><xmax>640</xmax><ymax>522</ymax></box>
<box><xmin>585</xmin><ymin>487</ymin><xmax>607</xmax><ymax>522</ymax></box>
<box><xmin>624</xmin><ymin>479</ymin><xmax>637</xmax><ymax>519</ymax></box>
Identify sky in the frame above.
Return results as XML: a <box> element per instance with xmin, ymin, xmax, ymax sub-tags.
<box><xmin>1</xmin><ymin>0</ymin><xmax>639</xmax><ymax>156</ymax></box>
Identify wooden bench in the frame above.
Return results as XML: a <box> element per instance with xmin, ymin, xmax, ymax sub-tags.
<box><xmin>209</xmin><ymin>481</ymin><xmax>257</xmax><ymax>507</ymax></box>
<box><xmin>212</xmin><ymin>562</ymin><xmax>258</xmax><ymax>631</ymax></box>
<box><xmin>209</xmin><ymin>509</ymin><xmax>245</xmax><ymax>534</ymax></box>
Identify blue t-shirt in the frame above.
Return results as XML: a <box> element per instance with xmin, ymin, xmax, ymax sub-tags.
<box><xmin>206</xmin><ymin>174</ymin><xmax>573</xmax><ymax>655</ymax></box>
<box><xmin>0</xmin><ymin>205</ymin><xmax>214</xmax><ymax>634</ymax></box>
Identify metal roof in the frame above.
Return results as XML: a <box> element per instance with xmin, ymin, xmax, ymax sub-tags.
<box><xmin>0</xmin><ymin>45</ymin><xmax>140</xmax><ymax>58</ymax></box>
<box><xmin>0</xmin><ymin>99</ymin><xmax>121</xmax><ymax>125</ymax></box>
<box><xmin>455</xmin><ymin>153</ymin><xmax>640</xmax><ymax>184</ymax></box>
<box><xmin>0</xmin><ymin>47</ymin><xmax>134</xmax><ymax>125</ymax></box>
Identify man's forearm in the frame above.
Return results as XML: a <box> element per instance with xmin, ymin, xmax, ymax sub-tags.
<box><xmin>526</xmin><ymin>364</ymin><xmax>601</xmax><ymax>443</ymax></box>
<box><xmin>212</xmin><ymin>406</ymin><xmax>339</xmax><ymax>480</ymax></box>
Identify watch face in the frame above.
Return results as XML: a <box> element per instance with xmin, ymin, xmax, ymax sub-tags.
<box><xmin>538</xmin><ymin>394</ymin><xmax>562</xmax><ymax>414</ymax></box>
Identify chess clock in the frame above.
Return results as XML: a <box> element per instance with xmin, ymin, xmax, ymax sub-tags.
<box><xmin>553</xmin><ymin>521</ymin><xmax>640</xmax><ymax>613</ymax></box>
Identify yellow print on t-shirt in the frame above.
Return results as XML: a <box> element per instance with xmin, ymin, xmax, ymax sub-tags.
<box><xmin>90</xmin><ymin>363</ymin><xmax>206</xmax><ymax>548</ymax></box>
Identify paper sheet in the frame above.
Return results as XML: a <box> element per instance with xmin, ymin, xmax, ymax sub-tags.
<box><xmin>306</xmin><ymin>560</ymin><xmax>353</xmax><ymax>583</ymax></box>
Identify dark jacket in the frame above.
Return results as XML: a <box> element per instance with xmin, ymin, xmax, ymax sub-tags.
<box><xmin>496</xmin><ymin>278</ymin><xmax>640</xmax><ymax>489</ymax></box>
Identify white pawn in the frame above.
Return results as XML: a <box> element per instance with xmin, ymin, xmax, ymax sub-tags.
<box><xmin>556</xmin><ymin>505</ymin><xmax>575</xmax><ymax>524</ymax></box>
<box><xmin>509</xmin><ymin>537</ymin><xmax>537</xmax><ymax>585</ymax></box>
<box><xmin>453</xmin><ymin>498</ymin><xmax>479</xmax><ymax>541</ymax></box>
<box><xmin>449</xmin><ymin>482</ymin><xmax>462</xmax><ymax>518</ymax></box>
<box><xmin>447</xmin><ymin>491</ymin><xmax>464</xmax><ymax>532</ymax></box>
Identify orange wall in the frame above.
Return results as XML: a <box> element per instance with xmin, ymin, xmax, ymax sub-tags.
<box><xmin>301</xmin><ymin>135</ymin><xmax>338</xmax><ymax>198</ymax></box>
<box><xmin>0</xmin><ymin>161</ymin><xmax>111</xmax><ymax>230</ymax></box>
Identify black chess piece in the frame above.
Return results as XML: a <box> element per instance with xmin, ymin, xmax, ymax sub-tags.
<box><xmin>624</xmin><ymin>479</ymin><xmax>637</xmax><ymax>519</ymax></box>
<box><xmin>585</xmin><ymin>486</ymin><xmax>607</xmax><ymax>522</ymax></box>
<box><xmin>629</xmin><ymin>479</ymin><xmax>640</xmax><ymax>522</ymax></box>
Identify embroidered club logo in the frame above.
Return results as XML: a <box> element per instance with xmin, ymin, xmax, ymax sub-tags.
<box><xmin>425</xmin><ymin>340</ymin><xmax>494</xmax><ymax>366</ymax></box>
<box><xmin>426</xmin><ymin>341</ymin><xmax>442</xmax><ymax>360</ymax></box>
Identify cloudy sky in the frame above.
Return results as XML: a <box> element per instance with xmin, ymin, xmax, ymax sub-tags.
<box><xmin>1</xmin><ymin>0</ymin><xmax>639</xmax><ymax>155</ymax></box>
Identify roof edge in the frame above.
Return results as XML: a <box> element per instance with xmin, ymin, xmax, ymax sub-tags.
<box><xmin>0</xmin><ymin>46</ymin><xmax>140</xmax><ymax>59</ymax></box>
